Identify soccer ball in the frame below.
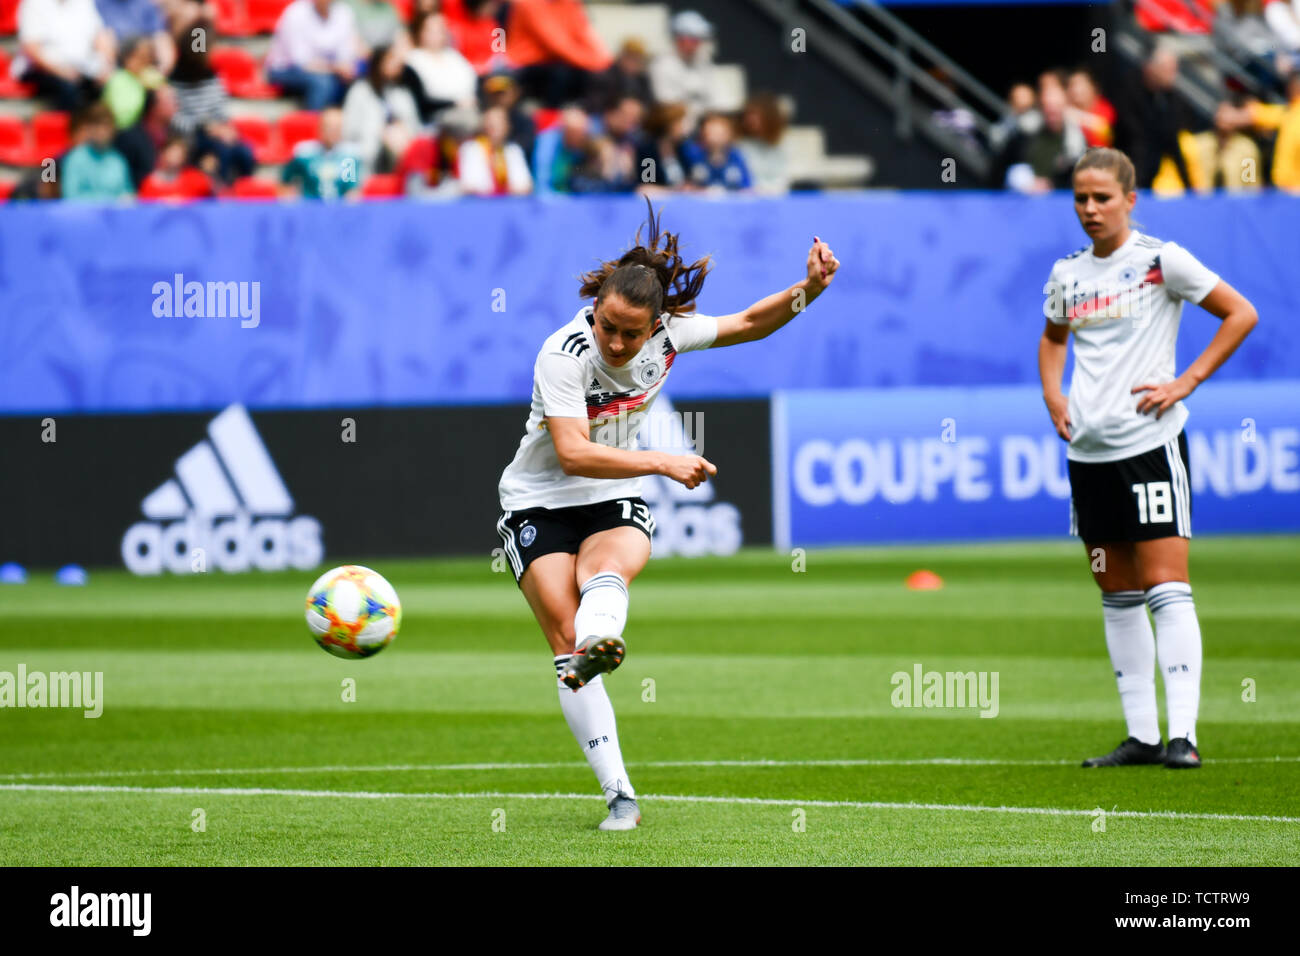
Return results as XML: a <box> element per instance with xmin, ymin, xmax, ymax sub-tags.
<box><xmin>304</xmin><ymin>565</ymin><xmax>402</xmax><ymax>659</ymax></box>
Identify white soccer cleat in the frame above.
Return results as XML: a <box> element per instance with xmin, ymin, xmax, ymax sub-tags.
<box><xmin>598</xmin><ymin>793</ymin><xmax>641</xmax><ymax>831</ymax></box>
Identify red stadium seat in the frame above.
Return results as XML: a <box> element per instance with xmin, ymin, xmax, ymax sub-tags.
<box><xmin>361</xmin><ymin>173</ymin><xmax>403</xmax><ymax>198</ymax></box>
<box><xmin>31</xmin><ymin>111</ymin><xmax>69</xmax><ymax>161</ymax></box>
<box><xmin>0</xmin><ymin>47</ymin><xmax>35</xmax><ymax>97</ymax></box>
<box><xmin>213</xmin><ymin>0</ymin><xmax>253</xmax><ymax>36</ymax></box>
<box><xmin>0</xmin><ymin>114</ymin><xmax>28</xmax><ymax>164</ymax></box>
<box><xmin>0</xmin><ymin>0</ymin><xmax>17</xmax><ymax>35</ymax></box>
<box><xmin>230</xmin><ymin>114</ymin><xmax>287</xmax><ymax>164</ymax></box>
<box><xmin>392</xmin><ymin>0</ymin><xmax>414</xmax><ymax>23</ymax></box>
<box><xmin>277</xmin><ymin>110</ymin><xmax>320</xmax><ymax>154</ymax></box>
<box><xmin>247</xmin><ymin>0</ymin><xmax>293</xmax><ymax>33</ymax></box>
<box><xmin>532</xmin><ymin>108</ymin><xmax>562</xmax><ymax>132</ymax></box>
<box><xmin>210</xmin><ymin>47</ymin><xmax>279</xmax><ymax>98</ymax></box>
<box><xmin>0</xmin><ymin>178</ymin><xmax>15</xmax><ymax>200</ymax></box>
<box><xmin>228</xmin><ymin>176</ymin><xmax>279</xmax><ymax>199</ymax></box>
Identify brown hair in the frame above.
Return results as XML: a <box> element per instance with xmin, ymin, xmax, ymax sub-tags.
<box><xmin>1073</xmin><ymin>146</ymin><xmax>1136</xmax><ymax>193</ymax></box>
<box><xmin>578</xmin><ymin>195</ymin><xmax>712</xmax><ymax>319</ymax></box>
<box><xmin>742</xmin><ymin>92</ymin><xmax>787</xmax><ymax>145</ymax></box>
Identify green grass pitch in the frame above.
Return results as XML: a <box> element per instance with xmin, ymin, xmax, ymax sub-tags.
<box><xmin>1</xmin><ymin>536</ymin><xmax>1297</xmax><ymax>866</ymax></box>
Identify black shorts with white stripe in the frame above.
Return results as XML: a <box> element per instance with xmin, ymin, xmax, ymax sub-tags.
<box><xmin>495</xmin><ymin>497</ymin><xmax>656</xmax><ymax>585</ymax></box>
<box><xmin>1067</xmin><ymin>431</ymin><xmax>1192</xmax><ymax>542</ymax></box>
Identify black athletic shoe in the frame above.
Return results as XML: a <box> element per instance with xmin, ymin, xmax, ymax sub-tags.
<box><xmin>1164</xmin><ymin>736</ymin><xmax>1202</xmax><ymax>769</ymax></box>
<box><xmin>1081</xmin><ymin>736</ymin><xmax>1166</xmax><ymax>767</ymax></box>
<box><xmin>561</xmin><ymin>635</ymin><xmax>625</xmax><ymax>692</ymax></box>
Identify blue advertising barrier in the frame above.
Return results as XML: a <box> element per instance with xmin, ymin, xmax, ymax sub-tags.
<box><xmin>773</xmin><ymin>381</ymin><xmax>1300</xmax><ymax>546</ymax></box>
<box><xmin>1</xmin><ymin>193</ymin><xmax>1297</xmax><ymax>414</ymax></box>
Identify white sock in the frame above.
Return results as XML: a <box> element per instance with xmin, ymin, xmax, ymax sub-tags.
<box><xmin>1101</xmin><ymin>590</ymin><xmax>1161</xmax><ymax>746</ymax></box>
<box><xmin>574</xmin><ymin>571</ymin><xmax>629</xmax><ymax>646</ymax></box>
<box><xmin>554</xmin><ymin>655</ymin><xmax>635</xmax><ymax>804</ymax></box>
<box><xmin>1147</xmin><ymin>581</ymin><xmax>1202</xmax><ymax>747</ymax></box>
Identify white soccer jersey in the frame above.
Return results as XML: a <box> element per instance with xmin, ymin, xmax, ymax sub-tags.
<box><xmin>498</xmin><ymin>305</ymin><xmax>719</xmax><ymax>511</ymax></box>
<box><xmin>1046</xmin><ymin>230</ymin><xmax>1220</xmax><ymax>463</ymax></box>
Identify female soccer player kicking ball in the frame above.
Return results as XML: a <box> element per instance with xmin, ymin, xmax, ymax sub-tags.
<box><xmin>1038</xmin><ymin>147</ymin><xmax>1258</xmax><ymax>770</ymax></box>
<box><xmin>496</xmin><ymin>200</ymin><xmax>839</xmax><ymax>829</ymax></box>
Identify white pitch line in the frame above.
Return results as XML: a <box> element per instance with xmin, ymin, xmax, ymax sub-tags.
<box><xmin>2</xmin><ymin>783</ymin><xmax>1298</xmax><ymax>825</ymax></box>
<box><xmin>1</xmin><ymin>755</ymin><xmax>1298</xmax><ymax>782</ymax></box>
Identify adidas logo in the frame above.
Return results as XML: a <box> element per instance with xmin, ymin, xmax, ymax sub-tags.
<box><xmin>121</xmin><ymin>404</ymin><xmax>323</xmax><ymax>575</ymax></box>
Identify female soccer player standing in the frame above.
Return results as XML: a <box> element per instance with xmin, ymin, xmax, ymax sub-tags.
<box><xmin>1039</xmin><ymin>147</ymin><xmax>1257</xmax><ymax>769</ymax></box>
<box><xmin>496</xmin><ymin>201</ymin><xmax>838</xmax><ymax>828</ymax></box>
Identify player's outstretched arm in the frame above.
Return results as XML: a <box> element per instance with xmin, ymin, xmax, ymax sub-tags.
<box><xmin>548</xmin><ymin>417</ymin><xmax>717</xmax><ymax>489</ymax></box>
<box><xmin>710</xmin><ymin>236</ymin><xmax>840</xmax><ymax>348</ymax></box>
<box><xmin>1131</xmin><ymin>280</ymin><xmax>1258</xmax><ymax>419</ymax></box>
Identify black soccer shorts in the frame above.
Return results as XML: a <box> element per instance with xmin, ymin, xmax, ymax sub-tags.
<box><xmin>495</xmin><ymin>496</ymin><xmax>656</xmax><ymax>585</ymax></box>
<box><xmin>1067</xmin><ymin>431</ymin><xmax>1192</xmax><ymax>542</ymax></box>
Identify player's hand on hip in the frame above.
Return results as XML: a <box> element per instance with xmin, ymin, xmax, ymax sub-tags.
<box><xmin>664</xmin><ymin>454</ymin><xmax>717</xmax><ymax>489</ymax></box>
<box><xmin>808</xmin><ymin>235</ymin><xmax>840</xmax><ymax>288</ymax></box>
<box><xmin>1132</xmin><ymin>376</ymin><xmax>1193</xmax><ymax>419</ymax></box>
<box><xmin>1044</xmin><ymin>392</ymin><xmax>1072</xmax><ymax>441</ymax></box>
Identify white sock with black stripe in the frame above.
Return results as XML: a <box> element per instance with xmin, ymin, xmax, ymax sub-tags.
<box><xmin>574</xmin><ymin>571</ymin><xmax>629</xmax><ymax>646</ymax></box>
<box><xmin>1101</xmin><ymin>590</ymin><xmax>1161</xmax><ymax>746</ymax></box>
<box><xmin>1147</xmin><ymin>581</ymin><xmax>1202</xmax><ymax>747</ymax></box>
<box><xmin>553</xmin><ymin>657</ymin><xmax>635</xmax><ymax>804</ymax></box>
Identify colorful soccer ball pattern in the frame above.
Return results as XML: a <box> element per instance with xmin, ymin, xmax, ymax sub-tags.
<box><xmin>304</xmin><ymin>565</ymin><xmax>401</xmax><ymax>659</ymax></box>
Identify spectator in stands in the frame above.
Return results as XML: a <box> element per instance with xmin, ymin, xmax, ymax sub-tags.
<box><xmin>1188</xmin><ymin>102</ymin><xmax>1264</xmax><ymax>191</ymax></box>
<box><xmin>444</xmin><ymin>0</ymin><xmax>510</xmax><ymax>75</ymax></box>
<box><xmin>533</xmin><ymin>104</ymin><xmax>593</xmax><ymax>195</ymax></box>
<box><xmin>988</xmin><ymin>82</ymin><xmax>1037</xmax><ymax>154</ymax></box>
<box><xmin>103</xmin><ymin>34</ymin><xmax>164</xmax><ymax>130</ymax></box>
<box><xmin>96</xmin><ymin>0</ymin><xmax>175</xmax><ymax>74</ymax></box>
<box><xmin>138</xmin><ymin>133</ymin><xmax>215</xmax><ymax>200</ymax></box>
<box><xmin>1112</xmin><ymin>45</ymin><xmax>1194</xmax><ymax>190</ymax></box>
<box><xmin>16</xmin><ymin>0</ymin><xmax>117</xmax><ymax>111</ymax></box>
<box><xmin>165</xmin><ymin>1</ymin><xmax>255</xmax><ymax>187</ymax></box>
<box><xmin>1219</xmin><ymin>68</ymin><xmax>1300</xmax><ymax>188</ymax></box>
<box><xmin>398</xmin><ymin>106</ymin><xmax>475</xmax><ymax>198</ymax></box>
<box><xmin>567</xmin><ymin>96</ymin><xmax>643</xmax><ymax>193</ymax></box>
<box><xmin>458</xmin><ymin>104</ymin><xmax>533</xmax><ymax>194</ymax></box>
<box><xmin>345</xmin><ymin>0</ymin><xmax>403</xmax><ymax>50</ymax></box>
<box><xmin>1066</xmin><ymin>69</ymin><xmax>1115</xmax><ymax>148</ymax></box>
<box><xmin>736</xmin><ymin>92</ymin><xmax>790</xmax><ymax>195</ymax></box>
<box><xmin>650</xmin><ymin>10</ymin><xmax>723</xmax><ymax>132</ymax></box>
<box><xmin>342</xmin><ymin>41</ymin><xmax>423</xmax><ymax>173</ymax></box>
<box><xmin>113</xmin><ymin>83</ymin><xmax>175</xmax><ymax>186</ymax></box>
<box><xmin>997</xmin><ymin>83</ymin><xmax>1086</xmax><ymax>193</ymax></box>
<box><xmin>637</xmin><ymin>101</ymin><xmax>690</xmax><ymax>192</ymax></box>
<box><xmin>62</xmin><ymin>103</ymin><xmax>134</xmax><ymax>200</ymax></box>
<box><xmin>929</xmin><ymin>66</ymin><xmax>981</xmax><ymax>154</ymax></box>
<box><xmin>406</xmin><ymin>11</ymin><xmax>479</xmax><ymax>109</ymax></box>
<box><xmin>507</xmin><ymin>0</ymin><xmax>613</xmax><ymax>108</ymax></box>
<box><xmin>265</xmin><ymin>0</ymin><xmax>363</xmax><ymax>110</ymax></box>
<box><xmin>1216</xmin><ymin>0</ymin><xmax>1294</xmax><ymax>67</ymax></box>
<box><xmin>281</xmin><ymin>106</ymin><xmax>363</xmax><ymax>199</ymax></box>
<box><xmin>681</xmin><ymin>111</ymin><xmax>753</xmax><ymax>192</ymax></box>
<box><xmin>585</xmin><ymin>38</ymin><xmax>655</xmax><ymax>113</ymax></box>
<box><xmin>1262</xmin><ymin>0</ymin><xmax>1300</xmax><ymax>54</ymax></box>
<box><xmin>480</xmin><ymin>71</ymin><xmax>536</xmax><ymax>166</ymax></box>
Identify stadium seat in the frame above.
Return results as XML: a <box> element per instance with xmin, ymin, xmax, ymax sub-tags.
<box><xmin>392</xmin><ymin>0</ymin><xmax>414</xmax><ymax>22</ymax></box>
<box><xmin>532</xmin><ymin>108</ymin><xmax>562</xmax><ymax>132</ymax></box>
<box><xmin>0</xmin><ymin>0</ymin><xmax>17</xmax><ymax>35</ymax></box>
<box><xmin>230</xmin><ymin>115</ymin><xmax>287</xmax><ymax>164</ymax></box>
<box><xmin>0</xmin><ymin>178</ymin><xmax>15</xmax><ymax>200</ymax></box>
<box><xmin>277</xmin><ymin>111</ymin><xmax>320</xmax><ymax>154</ymax></box>
<box><xmin>31</xmin><ymin>112</ymin><xmax>70</xmax><ymax>162</ymax></box>
<box><xmin>0</xmin><ymin>115</ymin><xmax>28</xmax><ymax>165</ymax></box>
<box><xmin>210</xmin><ymin>47</ymin><xmax>279</xmax><ymax>99</ymax></box>
<box><xmin>247</xmin><ymin>0</ymin><xmax>293</xmax><ymax>33</ymax></box>
<box><xmin>228</xmin><ymin>176</ymin><xmax>279</xmax><ymax>199</ymax></box>
<box><xmin>361</xmin><ymin>173</ymin><xmax>403</xmax><ymax>198</ymax></box>
<box><xmin>0</xmin><ymin>48</ymin><xmax>35</xmax><ymax>97</ymax></box>
<box><xmin>213</xmin><ymin>0</ymin><xmax>253</xmax><ymax>36</ymax></box>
